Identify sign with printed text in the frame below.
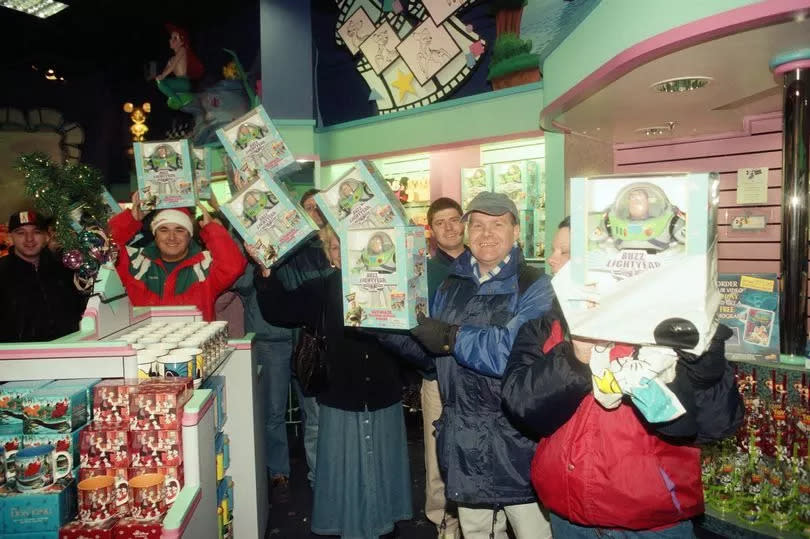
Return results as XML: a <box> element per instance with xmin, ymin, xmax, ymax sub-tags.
<box><xmin>736</xmin><ymin>167</ymin><xmax>768</xmax><ymax>205</ymax></box>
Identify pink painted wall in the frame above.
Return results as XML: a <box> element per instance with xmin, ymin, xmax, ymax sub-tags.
<box><xmin>428</xmin><ymin>144</ymin><xmax>481</xmax><ymax>202</ymax></box>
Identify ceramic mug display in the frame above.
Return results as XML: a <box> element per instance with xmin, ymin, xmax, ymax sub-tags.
<box><xmin>129</xmin><ymin>473</ymin><xmax>167</xmax><ymax>521</ymax></box>
<box><xmin>78</xmin><ymin>475</ymin><xmax>117</xmax><ymax>525</ymax></box>
<box><xmin>157</xmin><ymin>354</ymin><xmax>196</xmax><ymax>378</ymax></box>
<box><xmin>12</xmin><ymin>445</ymin><xmax>71</xmax><ymax>491</ymax></box>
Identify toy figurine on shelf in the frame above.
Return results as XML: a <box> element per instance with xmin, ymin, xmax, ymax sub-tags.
<box><xmin>154</xmin><ymin>24</ymin><xmax>204</xmax><ymax>110</ymax></box>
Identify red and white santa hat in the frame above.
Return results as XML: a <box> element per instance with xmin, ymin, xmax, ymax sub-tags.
<box><xmin>150</xmin><ymin>208</ymin><xmax>194</xmax><ymax>236</ymax></box>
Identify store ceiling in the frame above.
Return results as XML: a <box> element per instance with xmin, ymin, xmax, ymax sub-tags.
<box><xmin>554</xmin><ymin>17</ymin><xmax>809</xmax><ymax>144</ymax></box>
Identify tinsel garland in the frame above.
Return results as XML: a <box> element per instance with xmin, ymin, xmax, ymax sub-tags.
<box><xmin>15</xmin><ymin>152</ymin><xmax>111</xmax><ymax>251</ymax></box>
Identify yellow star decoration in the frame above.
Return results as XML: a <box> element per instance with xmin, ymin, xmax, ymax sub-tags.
<box><xmin>391</xmin><ymin>69</ymin><xmax>416</xmax><ymax>101</ymax></box>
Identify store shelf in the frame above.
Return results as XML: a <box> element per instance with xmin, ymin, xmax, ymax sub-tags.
<box><xmin>700</xmin><ymin>507</ymin><xmax>805</xmax><ymax>539</ymax></box>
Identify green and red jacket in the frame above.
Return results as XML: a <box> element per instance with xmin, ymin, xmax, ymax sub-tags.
<box><xmin>109</xmin><ymin>211</ymin><xmax>246</xmax><ymax>321</ymax></box>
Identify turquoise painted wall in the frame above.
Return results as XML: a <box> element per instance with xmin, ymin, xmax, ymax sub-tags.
<box><xmin>315</xmin><ymin>83</ymin><xmax>543</xmax><ymax>163</ymax></box>
<box><xmin>542</xmin><ymin>0</ymin><xmax>762</xmax><ymax>106</ymax></box>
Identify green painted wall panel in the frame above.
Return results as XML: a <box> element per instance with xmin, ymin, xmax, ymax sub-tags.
<box><xmin>316</xmin><ymin>86</ymin><xmax>543</xmax><ymax>162</ymax></box>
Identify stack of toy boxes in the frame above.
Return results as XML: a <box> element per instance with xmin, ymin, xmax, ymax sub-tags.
<box><xmin>216</xmin><ymin>105</ymin><xmax>319</xmax><ymax>268</ymax></box>
<box><xmin>559</xmin><ymin>173</ymin><xmax>720</xmax><ymax>353</ymax></box>
<box><xmin>134</xmin><ymin>140</ymin><xmax>196</xmax><ymax>211</ymax></box>
<box><xmin>527</xmin><ymin>160</ymin><xmax>546</xmax><ymax>258</ymax></box>
<box><xmin>460</xmin><ymin>166</ymin><xmax>492</xmax><ymax>211</ymax></box>
<box><xmin>315</xmin><ymin>161</ymin><xmax>429</xmax><ymax>330</ymax></box>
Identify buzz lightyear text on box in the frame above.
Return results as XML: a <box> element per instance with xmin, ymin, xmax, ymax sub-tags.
<box><xmin>555</xmin><ymin>173</ymin><xmax>720</xmax><ymax>353</ymax></box>
<box><xmin>342</xmin><ymin>226</ymin><xmax>429</xmax><ymax>330</ymax></box>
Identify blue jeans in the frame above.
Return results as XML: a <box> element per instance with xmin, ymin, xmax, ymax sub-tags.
<box><xmin>255</xmin><ymin>339</ymin><xmax>319</xmax><ymax>482</ymax></box>
<box><xmin>550</xmin><ymin>514</ymin><xmax>694</xmax><ymax>538</ymax></box>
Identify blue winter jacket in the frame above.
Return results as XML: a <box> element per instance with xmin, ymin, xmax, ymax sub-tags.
<box><xmin>392</xmin><ymin>245</ymin><xmax>554</xmax><ymax>505</ymax></box>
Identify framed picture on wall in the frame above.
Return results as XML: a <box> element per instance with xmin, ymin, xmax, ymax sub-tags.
<box><xmin>396</xmin><ymin>18</ymin><xmax>461</xmax><ymax>85</ymax></box>
<box><xmin>337</xmin><ymin>7</ymin><xmax>375</xmax><ymax>56</ymax></box>
<box><xmin>422</xmin><ymin>0</ymin><xmax>466</xmax><ymax>25</ymax></box>
<box><xmin>359</xmin><ymin>21</ymin><xmax>402</xmax><ymax>75</ymax></box>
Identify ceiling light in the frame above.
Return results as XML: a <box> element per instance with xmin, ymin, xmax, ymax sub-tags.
<box><xmin>635</xmin><ymin>122</ymin><xmax>677</xmax><ymax>137</ymax></box>
<box><xmin>651</xmin><ymin>77</ymin><xmax>712</xmax><ymax>93</ymax></box>
<box><xmin>0</xmin><ymin>0</ymin><xmax>68</xmax><ymax>18</ymax></box>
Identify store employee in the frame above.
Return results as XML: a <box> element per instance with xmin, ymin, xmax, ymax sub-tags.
<box><xmin>0</xmin><ymin>210</ymin><xmax>87</xmax><ymax>342</ymax></box>
<box><xmin>108</xmin><ymin>193</ymin><xmax>246</xmax><ymax>321</ymax></box>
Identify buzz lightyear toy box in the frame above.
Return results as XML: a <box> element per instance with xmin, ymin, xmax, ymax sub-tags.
<box><xmin>314</xmin><ymin>160</ymin><xmax>408</xmax><ymax>232</ymax></box>
<box><xmin>342</xmin><ymin>226</ymin><xmax>429</xmax><ymax>330</ymax></box>
<box><xmin>191</xmin><ymin>146</ymin><xmax>212</xmax><ymax>200</ymax></box>
<box><xmin>134</xmin><ymin>140</ymin><xmax>195</xmax><ymax>210</ymax></box>
<box><xmin>216</xmin><ymin>104</ymin><xmax>296</xmax><ymax>180</ymax></box>
<box><xmin>220</xmin><ymin>172</ymin><xmax>319</xmax><ymax>268</ymax></box>
<box><xmin>492</xmin><ymin>161</ymin><xmax>534</xmax><ymax>211</ymax></box>
<box><xmin>460</xmin><ymin>166</ymin><xmax>492</xmax><ymax>210</ymax></box>
<box><xmin>554</xmin><ymin>173</ymin><xmax>720</xmax><ymax>354</ymax></box>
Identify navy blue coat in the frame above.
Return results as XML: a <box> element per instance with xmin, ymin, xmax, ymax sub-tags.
<box><xmin>393</xmin><ymin>246</ymin><xmax>554</xmax><ymax>506</ymax></box>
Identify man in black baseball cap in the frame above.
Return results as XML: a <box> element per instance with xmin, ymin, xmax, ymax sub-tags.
<box><xmin>0</xmin><ymin>210</ymin><xmax>86</xmax><ymax>342</ymax></box>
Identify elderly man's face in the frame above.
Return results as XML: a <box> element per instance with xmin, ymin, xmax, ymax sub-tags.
<box><xmin>467</xmin><ymin>212</ymin><xmax>519</xmax><ymax>273</ymax></box>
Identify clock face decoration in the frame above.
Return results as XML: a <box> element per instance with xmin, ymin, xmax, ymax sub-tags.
<box><xmin>335</xmin><ymin>0</ymin><xmax>485</xmax><ymax>114</ymax></box>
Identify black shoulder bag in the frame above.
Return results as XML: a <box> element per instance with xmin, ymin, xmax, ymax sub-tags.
<box><xmin>292</xmin><ymin>279</ymin><xmax>329</xmax><ymax>397</ymax></box>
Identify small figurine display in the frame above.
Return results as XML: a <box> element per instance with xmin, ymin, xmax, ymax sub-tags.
<box><xmin>134</xmin><ymin>140</ymin><xmax>195</xmax><ymax>210</ymax></box>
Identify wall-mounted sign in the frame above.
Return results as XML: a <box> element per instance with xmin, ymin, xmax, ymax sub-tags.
<box><xmin>736</xmin><ymin>167</ymin><xmax>768</xmax><ymax>205</ymax></box>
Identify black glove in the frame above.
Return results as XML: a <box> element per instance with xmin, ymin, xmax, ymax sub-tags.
<box><xmin>675</xmin><ymin>324</ymin><xmax>732</xmax><ymax>389</ymax></box>
<box><xmin>410</xmin><ymin>313</ymin><xmax>458</xmax><ymax>355</ymax></box>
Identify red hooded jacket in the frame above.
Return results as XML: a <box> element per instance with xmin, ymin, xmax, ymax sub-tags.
<box><xmin>109</xmin><ymin>211</ymin><xmax>246</xmax><ymax>321</ymax></box>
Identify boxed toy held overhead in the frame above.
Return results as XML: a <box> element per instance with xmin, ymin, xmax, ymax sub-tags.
<box><xmin>216</xmin><ymin>104</ymin><xmax>296</xmax><ymax>180</ymax></box>
<box><xmin>191</xmin><ymin>146</ymin><xmax>212</xmax><ymax>200</ymax></box>
<box><xmin>220</xmin><ymin>173</ymin><xmax>319</xmax><ymax>268</ymax></box>
<box><xmin>492</xmin><ymin>161</ymin><xmax>534</xmax><ymax>211</ymax></box>
<box><xmin>717</xmin><ymin>273</ymin><xmax>780</xmax><ymax>362</ymax></box>
<box><xmin>315</xmin><ymin>161</ymin><xmax>409</xmax><ymax>231</ymax></box>
<box><xmin>134</xmin><ymin>140</ymin><xmax>195</xmax><ymax>210</ymax></box>
<box><xmin>342</xmin><ymin>226</ymin><xmax>429</xmax><ymax>329</ymax></box>
<box><xmin>555</xmin><ymin>173</ymin><xmax>720</xmax><ymax>352</ymax></box>
<box><xmin>460</xmin><ymin>166</ymin><xmax>492</xmax><ymax>211</ymax></box>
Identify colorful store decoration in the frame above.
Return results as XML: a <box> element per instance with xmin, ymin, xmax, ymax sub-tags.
<box><xmin>334</xmin><ymin>0</ymin><xmax>485</xmax><ymax>114</ymax></box>
<box><xmin>488</xmin><ymin>0</ymin><xmax>540</xmax><ymax>89</ymax></box>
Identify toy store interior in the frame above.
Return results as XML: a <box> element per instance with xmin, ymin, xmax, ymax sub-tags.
<box><xmin>0</xmin><ymin>0</ymin><xmax>809</xmax><ymax>538</ymax></box>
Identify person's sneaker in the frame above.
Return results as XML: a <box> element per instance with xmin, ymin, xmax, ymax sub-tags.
<box><xmin>270</xmin><ymin>475</ymin><xmax>290</xmax><ymax>505</ymax></box>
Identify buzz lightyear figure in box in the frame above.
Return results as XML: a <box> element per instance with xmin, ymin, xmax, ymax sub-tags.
<box><xmin>144</xmin><ymin>144</ymin><xmax>182</xmax><ymax>195</ymax></box>
<box><xmin>234</xmin><ymin>123</ymin><xmax>268</xmax><ymax>150</ymax></box>
<box><xmin>360</xmin><ymin>232</ymin><xmax>396</xmax><ymax>274</ymax></box>
<box><xmin>589</xmin><ymin>182</ymin><xmax>687</xmax><ymax>253</ymax></box>
<box><xmin>240</xmin><ymin>189</ymin><xmax>279</xmax><ymax>228</ymax></box>
<box><xmin>338</xmin><ymin>179</ymin><xmax>374</xmax><ymax>218</ymax></box>
<box><xmin>353</xmin><ymin>231</ymin><xmax>396</xmax><ymax>309</ymax></box>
